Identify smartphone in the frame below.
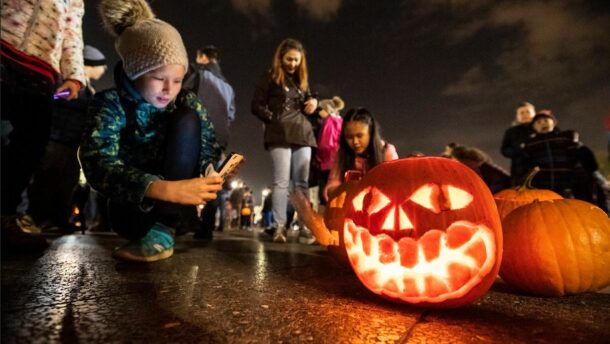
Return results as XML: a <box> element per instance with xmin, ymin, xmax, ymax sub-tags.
<box><xmin>216</xmin><ymin>152</ymin><xmax>244</xmax><ymax>178</ymax></box>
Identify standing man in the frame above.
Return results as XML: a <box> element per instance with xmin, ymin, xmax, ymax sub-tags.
<box><xmin>184</xmin><ymin>45</ymin><xmax>236</xmax><ymax>238</ymax></box>
<box><xmin>501</xmin><ymin>102</ymin><xmax>536</xmax><ymax>186</ymax></box>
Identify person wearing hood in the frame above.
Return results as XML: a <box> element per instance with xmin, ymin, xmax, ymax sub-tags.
<box><xmin>79</xmin><ymin>0</ymin><xmax>222</xmax><ymax>262</ymax></box>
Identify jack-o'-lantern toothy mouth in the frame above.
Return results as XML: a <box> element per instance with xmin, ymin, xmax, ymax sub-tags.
<box><xmin>343</xmin><ymin>219</ymin><xmax>496</xmax><ymax>303</ymax></box>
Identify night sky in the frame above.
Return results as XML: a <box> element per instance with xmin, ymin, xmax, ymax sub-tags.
<box><xmin>83</xmin><ymin>0</ymin><xmax>610</xmax><ymax>198</ymax></box>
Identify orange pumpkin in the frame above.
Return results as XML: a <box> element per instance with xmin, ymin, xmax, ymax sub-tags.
<box><xmin>500</xmin><ymin>199</ymin><xmax>610</xmax><ymax>296</ymax></box>
<box><xmin>289</xmin><ymin>182</ymin><xmax>358</xmax><ymax>266</ymax></box>
<box><xmin>494</xmin><ymin>167</ymin><xmax>562</xmax><ymax>219</ymax></box>
<box><xmin>343</xmin><ymin>157</ymin><xmax>503</xmax><ymax>307</ymax></box>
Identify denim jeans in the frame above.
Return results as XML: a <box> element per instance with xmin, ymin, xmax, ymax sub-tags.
<box><xmin>269</xmin><ymin>145</ymin><xmax>311</xmax><ymax>226</ymax></box>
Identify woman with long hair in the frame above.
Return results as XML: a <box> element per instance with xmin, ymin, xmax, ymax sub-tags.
<box><xmin>251</xmin><ymin>38</ymin><xmax>319</xmax><ymax>243</ymax></box>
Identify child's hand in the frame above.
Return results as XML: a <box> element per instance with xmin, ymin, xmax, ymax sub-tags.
<box><xmin>55</xmin><ymin>80</ymin><xmax>80</xmax><ymax>100</ymax></box>
<box><xmin>163</xmin><ymin>177</ymin><xmax>224</xmax><ymax>205</ymax></box>
<box><xmin>303</xmin><ymin>98</ymin><xmax>318</xmax><ymax>115</ymax></box>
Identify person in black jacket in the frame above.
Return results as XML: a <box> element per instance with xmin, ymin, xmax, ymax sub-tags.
<box><xmin>501</xmin><ymin>102</ymin><xmax>536</xmax><ymax>186</ymax></box>
<box><xmin>251</xmin><ymin>38</ymin><xmax>319</xmax><ymax>243</ymax></box>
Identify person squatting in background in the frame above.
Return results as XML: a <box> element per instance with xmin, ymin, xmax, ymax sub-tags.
<box><xmin>442</xmin><ymin>143</ymin><xmax>511</xmax><ymax>194</ymax></box>
<box><xmin>314</xmin><ymin>96</ymin><xmax>345</xmax><ymax>213</ymax></box>
<box><xmin>501</xmin><ymin>102</ymin><xmax>536</xmax><ymax>186</ymax></box>
<box><xmin>324</xmin><ymin>107</ymin><xmax>399</xmax><ymax>200</ymax></box>
<box><xmin>1</xmin><ymin>0</ymin><xmax>86</xmax><ymax>254</ymax></box>
<box><xmin>251</xmin><ymin>38</ymin><xmax>319</xmax><ymax>243</ymax></box>
<box><xmin>522</xmin><ymin>111</ymin><xmax>609</xmax><ymax>211</ymax></box>
<box><xmin>23</xmin><ymin>45</ymin><xmax>108</xmax><ymax>233</ymax></box>
<box><xmin>79</xmin><ymin>0</ymin><xmax>222</xmax><ymax>262</ymax></box>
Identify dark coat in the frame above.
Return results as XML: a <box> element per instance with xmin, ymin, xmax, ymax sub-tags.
<box><xmin>522</xmin><ymin>129</ymin><xmax>579</xmax><ymax>196</ymax></box>
<box><xmin>251</xmin><ymin>72</ymin><xmax>318</xmax><ymax>149</ymax></box>
<box><xmin>501</xmin><ymin>123</ymin><xmax>534</xmax><ymax>186</ymax></box>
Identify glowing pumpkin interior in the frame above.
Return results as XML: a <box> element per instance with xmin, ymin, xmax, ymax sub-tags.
<box><xmin>343</xmin><ymin>157</ymin><xmax>502</xmax><ymax>306</ymax></box>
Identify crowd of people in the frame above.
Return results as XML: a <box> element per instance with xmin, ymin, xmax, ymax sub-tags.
<box><xmin>1</xmin><ymin>0</ymin><xmax>608</xmax><ymax>262</ymax></box>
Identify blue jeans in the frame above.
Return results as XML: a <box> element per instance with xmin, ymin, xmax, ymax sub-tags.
<box><xmin>269</xmin><ymin>145</ymin><xmax>311</xmax><ymax>226</ymax></box>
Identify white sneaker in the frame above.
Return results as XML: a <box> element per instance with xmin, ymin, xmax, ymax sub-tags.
<box><xmin>273</xmin><ymin>226</ymin><xmax>287</xmax><ymax>243</ymax></box>
<box><xmin>16</xmin><ymin>214</ymin><xmax>42</xmax><ymax>234</ymax></box>
<box><xmin>298</xmin><ymin>227</ymin><xmax>317</xmax><ymax>245</ymax></box>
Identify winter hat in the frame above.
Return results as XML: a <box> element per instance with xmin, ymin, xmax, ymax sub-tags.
<box><xmin>83</xmin><ymin>45</ymin><xmax>107</xmax><ymax>66</ymax></box>
<box><xmin>319</xmin><ymin>96</ymin><xmax>345</xmax><ymax>115</ymax></box>
<box><xmin>532</xmin><ymin>109</ymin><xmax>557</xmax><ymax>125</ymax></box>
<box><xmin>99</xmin><ymin>0</ymin><xmax>188</xmax><ymax>80</ymax></box>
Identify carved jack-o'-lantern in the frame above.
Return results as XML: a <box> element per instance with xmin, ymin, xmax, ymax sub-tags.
<box><xmin>343</xmin><ymin>157</ymin><xmax>503</xmax><ymax>307</ymax></box>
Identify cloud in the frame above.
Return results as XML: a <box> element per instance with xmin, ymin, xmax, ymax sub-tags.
<box><xmin>230</xmin><ymin>0</ymin><xmax>271</xmax><ymax>19</ymax></box>
<box><xmin>230</xmin><ymin>0</ymin><xmax>342</xmax><ymax>22</ymax></box>
<box><xmin>437</xmin><ymin>1</ymin><xmax>610</xmax><ymax>99</ymax></box>
<box><xmin>295</xmin><ymin>0</ymin><xmax>341</xmax><ymax>22</ymax></box>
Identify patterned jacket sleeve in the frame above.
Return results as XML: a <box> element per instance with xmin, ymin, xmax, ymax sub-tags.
<box><xmin>60</xmin><ymin>0</ymin><xmax>86</xmax><ymax>85</ymax></box>
<box><xmin>79</xmin><ymin>91</ymin><xmax>160</xmax><ymax>210</ymax></box>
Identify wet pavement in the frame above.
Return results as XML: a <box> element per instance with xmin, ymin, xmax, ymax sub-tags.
<box><xmin>2</xmin><ymin>228</ymin><xmax>609</xmax><ymax>343</ymax></box>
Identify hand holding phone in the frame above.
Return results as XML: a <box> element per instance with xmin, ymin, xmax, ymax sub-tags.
<box><xmin>196</xmin><ymin>153</ymin><xmax>245</xmax><ymax>217</ymax></box>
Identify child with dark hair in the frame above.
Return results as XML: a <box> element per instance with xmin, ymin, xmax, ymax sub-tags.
<box><xmin>324</xmin><ymin>107</ymin><xmax>398</xmax><ymax>200</ymax></box>
<box><xmin>79</xmin><ymin>0</ymin><xmax>222</xmax><ymax>262</ymax></box>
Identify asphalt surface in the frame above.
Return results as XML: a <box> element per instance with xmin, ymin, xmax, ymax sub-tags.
<box><xmin>2</xmin><ymin>228</ymin><xmax>609</xmax><ymax>343</ymax></box>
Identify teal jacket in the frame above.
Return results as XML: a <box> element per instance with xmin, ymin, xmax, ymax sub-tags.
<box><xmin>79</xmin><ymin>64</ymin><xmax>220</xmax><ymax>210</ymax></box>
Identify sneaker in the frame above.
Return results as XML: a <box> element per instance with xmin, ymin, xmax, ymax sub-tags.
<box><xmin>1</xmin><ymin>215</ymin><xmax>49</xmax><ymax>254</ymax></box>
<box><xmin>112</xmin><ymin>223</ymin><xmax>175</xmax><ymax>262</ymax></box>
<box><xmin>272</xmin><ymin>225</ymin><xmax>287</xmax><ymax>243</ymax></box>
<box><xmin>16</xmin><ymin>214</ymin><xmax>42</xmax><ymax>234</ymax></box>
<box><xmin>298</xmin><ymin>227</ymin><xmax>317</xmax><ymax>245</ymax></box>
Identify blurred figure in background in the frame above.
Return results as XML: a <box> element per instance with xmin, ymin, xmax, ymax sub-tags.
<box><xmin>1</xmin><ymin>0</ymin><xmax>86</xmax><ymax>253</ymax></box>
<box><xmin>442</xmin><ymin>143</ymin><xmax>511</xmax><ymax>194</ymax></box>
<box><xmin>501</xmin><ymin>102</ymin><xmax>536</xmax><ymax>186</ymax></box>
<box><xmin>24</xmin><ymin>45</ymin><xmax>107</xmax><ymax>233</ymax></box>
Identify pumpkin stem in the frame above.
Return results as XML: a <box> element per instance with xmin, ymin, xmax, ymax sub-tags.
<box><xmin>520</xmin><ymin>166</ymin><xmax>541</xmax><ymax>190</ymax></box>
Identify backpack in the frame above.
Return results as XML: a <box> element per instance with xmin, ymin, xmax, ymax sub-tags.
<box><xmin>316</xmin><ymin>115</ymin><xmax>343</xmax><ymax>171</ymax></box>
<box><xmin>183</xmin><ymin>64</ymin><xmax>236</xmax><ymax>149</ymax></box>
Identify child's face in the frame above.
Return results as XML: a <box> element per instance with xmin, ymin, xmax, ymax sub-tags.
<box><xmin>281</xmin><ymin>49</ymin><xmax>302</xmax><ymax>75</ymax></box>
<box><xmin>344</xmin><ymin>121</ymin><xmax>371</xmax><ymax>155</ymax></box>
<box><xmin>533</xmin><ymin>117</ymin><xmax>555</xmax><ymax>134</ymax></box>
<box><xmin>135</xmin><ymin>64</ymin><xmax>185</xmax><ymax>109</ymax></box>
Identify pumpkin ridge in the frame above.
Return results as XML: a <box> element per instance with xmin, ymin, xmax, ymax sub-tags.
<box><xmin>537</xmin><ymin>203</ymin><xmax>565</xmax><ymax>295</ymax></box>
<box><xmin>576</xmin><ymin>203</ymin><xmax>599</xmax><ymax>290</ymax></box>
<box><xmin>555</xmin><ymin>201</ymin><xmax>581</xmax><ymax>294</ymax></box>
<box><xmin>564</xmin><ymin>201</ymin><xmax>590</xmax><ymax>292</ymax></box>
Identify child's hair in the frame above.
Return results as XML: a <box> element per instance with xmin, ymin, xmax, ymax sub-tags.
<box><xmin>337</xmin><ymin>107</ymin><xmax>385</xmax><ymax>178</ymax></box>
<box><xmin>271</xmin><ymin>38</ymin><xmax>309</xmax><ymax>92</ymax></box>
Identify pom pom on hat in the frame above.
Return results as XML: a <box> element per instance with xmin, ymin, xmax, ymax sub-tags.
<box><xmin>319</xmin><ymin>96</ymin><xmax>345</xmax><ymax>114</ymax></box>
<box><xmin>99</xmin><ymin>0</ymin><xmax>188</xmax><ymax>80</ymax></box>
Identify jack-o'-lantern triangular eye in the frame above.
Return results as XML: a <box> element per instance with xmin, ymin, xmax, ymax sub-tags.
<box><xmin>367</xmin><ymin>187</ymin><xmax>391</xmax><ymax>214</ymax></box>
<box><xmin>409</xmin><ymin>184</ymin><xmax>440</xmax><ymax>213</ymax></box>
<box><xmin>352</xmin><ymin>187</ymin><xmax>371</xmax><ymax>212</ymax></box>
<box><xmin>443</xmin><ymin>185</ymin><xmax>473</xmax><ymax>210</ymax></box>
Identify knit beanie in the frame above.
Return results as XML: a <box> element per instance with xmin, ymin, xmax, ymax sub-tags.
<box><xmin>83</xmin><ymin>45</ymin><xmax>107</xmax><ymax>66</ymax></box>
<box><xmin>99</xmin><ymin>0</ymin><xmax>188</xmax><ymax>80</ymax></box>
<box><xmin>319</xmin><ymin>96</ymin><xmax>345</xmax><ymax>115</ymax></box>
